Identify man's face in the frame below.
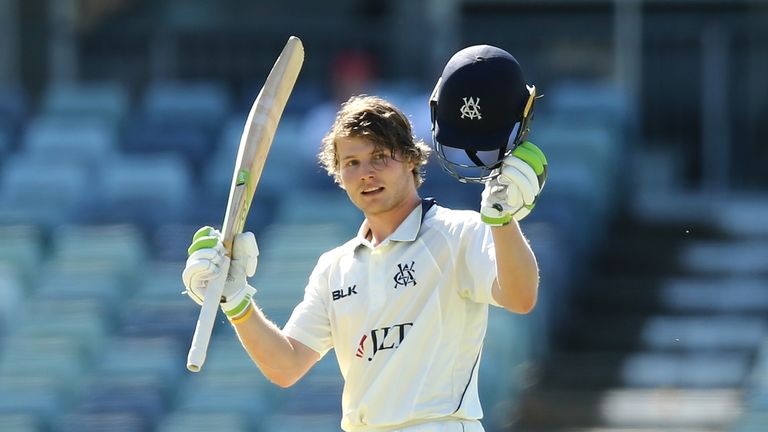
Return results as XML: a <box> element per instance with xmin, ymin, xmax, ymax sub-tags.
<box><xmin>336</xmin><ymin>136</ymin><xmax>417</xmax><ymax>217</ymax></box>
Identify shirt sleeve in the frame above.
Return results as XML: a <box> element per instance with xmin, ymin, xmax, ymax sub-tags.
<box><xmin>458</xmin><ymin>214</ymin><xmax>501</xmax><ymax>307</ymax></box>
<box><xmin>283</xmin><ymin>253</ymin><xmax>334</xmax><ymax>357</ymax></box>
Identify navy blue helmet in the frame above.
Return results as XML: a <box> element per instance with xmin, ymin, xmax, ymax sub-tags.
<box><xmin>430</xmin><ymin>45</ymin><xmax>537</xmax><ymax>183</ymax></box>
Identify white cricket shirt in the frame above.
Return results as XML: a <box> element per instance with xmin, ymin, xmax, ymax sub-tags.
<box><xmin>283</xmin><ymin>201</ymin><xmax>500</xmax><ymax>431</ymax></box>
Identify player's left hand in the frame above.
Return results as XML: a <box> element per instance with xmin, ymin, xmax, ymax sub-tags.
<box><xmin>181</xmin><ymin>226</ymin><xmax>259</xmax><ymax>319</ymax></box>
<box><xmin>480</xmin><ymin>141</ymin><xmax>547</xmax><ymax>226</ymax></box>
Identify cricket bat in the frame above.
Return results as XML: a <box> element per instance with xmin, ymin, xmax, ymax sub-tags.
<box><xmin>187</xmin><ymin>36</ymin><xmax>304</xmax><ymax>372</ymax></box>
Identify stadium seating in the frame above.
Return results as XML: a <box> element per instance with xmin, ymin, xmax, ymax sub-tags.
<box><xmin>0</xmin><ymin>264</ymin><xmax>23</xmax><ymax>335</ymax></box>
<box><xmin>122</xmin><ymin>114</ymin><xmax>212</xmax><ymax>170</ymax></box>
<box><xmin>40</xmin><ymin>81</ymin><xmax>130</xmax><ymax>122</ymax></box>
<box><xmin>89</xmin><ymin>154</ymin><xmax>192</xmax><ymax>226</ymax></box>
<box><xmin>0</xmin><ymin>154</ymin><xmax>92</xmax><ymax>227</ymax></box>
<box><xmin>54</xmin><ymin>412</ymin><xmax>148</xmax><ymax>432</ymax></box>
<box><xmin>156</xmin><ymin>412</ymin><xmax>251</xmax><ymax>432</ymax></box>
<box><xmin>21</xmin><ymin>114</ymin><xmax>118</xmax><ymax>166</ymax></box>
<box><xmin>0</xmin><ymin>413</ymin><xmax>41</xmax><ymax>432</ymax></box>
<box><xmin>141</xmin><ymin>80</ymin><xmax>232</xmax><ymax>132</ymax></box>
<box><xmin>0</xmin><ymin>85</ymin><xmax>29</xmax><ymax>147</ymax></box>
<box><xmin>68</xmin><ymin>377</ymin><xmax>168</xmax><ymax>429</ymax></box>
<box><xmin>0</xmin><ymin>377</ymin><xmax>64</xmax><ymax>427</ymax></box>
<box><xmin>0</xmin><ymin>128</ymin><xmax>8</xmax><ymax>158</ymax></box>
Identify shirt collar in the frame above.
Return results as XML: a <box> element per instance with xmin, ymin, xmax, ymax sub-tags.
<box><xmin>352</xmin><ymin>199</ymin><xmax>435</xmax><ymax>250</ymax></box>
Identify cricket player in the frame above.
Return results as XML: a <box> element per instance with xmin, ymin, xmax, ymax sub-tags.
<box><xmin>182</xmin><ymin>45</ymin><xmax>547</xmax><ymax>431</ymax></box>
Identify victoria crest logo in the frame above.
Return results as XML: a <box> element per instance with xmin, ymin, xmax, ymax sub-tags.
<box><xmin>460</xmin><ymin>97</ymin><xmax>482</xmax><ymax>120</ymax></box>
<box><xmin>393</xmin><ymin>261</ymin><xmax>417</xmax><ymax>289</ymax></box>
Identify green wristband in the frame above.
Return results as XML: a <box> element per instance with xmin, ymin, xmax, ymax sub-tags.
<box><xmin>481</xmin><ymin>212</ymin><xmax>513</xmax><ymax>226</ymax></box>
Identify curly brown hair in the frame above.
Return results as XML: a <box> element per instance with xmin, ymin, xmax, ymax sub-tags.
<box><xmin>319</xmin><ymin>95</ymin><xmax>431</xmax><ymax>187</ymax></box>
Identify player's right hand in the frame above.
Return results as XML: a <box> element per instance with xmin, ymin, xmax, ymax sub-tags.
<box><xmin>182</xmin><ymin>226</ymin><xmax>259</xmax><ymax>319</ymax></box>
<box><xmin>480</xmin><ymin>141</ymin><xmax>547</xmax><ymax>226</ymax></box>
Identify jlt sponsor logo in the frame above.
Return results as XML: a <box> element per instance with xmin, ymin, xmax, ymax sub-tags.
<box><xmin>393</xmin><ymin>261</ymin><xmax>417</xmax><ymax>289</ymax></box>
<box><xmin>332</xmin><ymin>284</ymin><xmax>357</xmax><ymax>301</ymax></box>
<box><xmin>355</xmin><ymin>322</ymin><xmax>413</xmax><ymax>362</ymax></box>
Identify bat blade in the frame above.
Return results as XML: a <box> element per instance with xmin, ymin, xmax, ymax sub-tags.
<box><xmin>187</xmin><ymin>36</ymin><xmax>304</xmax><ymax>372</ymax></box>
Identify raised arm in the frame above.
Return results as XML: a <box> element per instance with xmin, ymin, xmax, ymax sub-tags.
<box><xmin>182</xmin><ymin>226</ymin><xmax>319</xmax><ymax>387</ymax></box>
<box><xmin>479</xmin><ymin>141</ymin><xmax>547</xmax><ymax>313</ymax></box>
<box><xmin>489</xmin><ymin>221</ymin><xmax>539</xmax><ymax>313</ymax></box>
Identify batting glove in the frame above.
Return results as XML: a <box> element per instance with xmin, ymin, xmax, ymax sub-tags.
<box><xmin>481</xmin><ymin>141</ymin><xmax>547</xmax><ymax>226</ymax></box>
<box><xmin>182</xmin><ymin>226</ymin><xmax>259</xmax><ymax>319</ymax></box>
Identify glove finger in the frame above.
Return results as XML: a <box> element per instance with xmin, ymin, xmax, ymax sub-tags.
<box><xmin>188</xmin><ymin>232</ymin><xmax>223</xmax><ymax>256</ymax></box>
<box><xmin>518</xmin><ymin>141</ymin><xmax>547</xmax><ymax>166</ymax></box>
<box><xmin>192</xmin><ymin>226</ymin><xmax>214</xmax><ymax>241</ymax></box>
<box><xmin>233</xmin><ymin>232</ymin><xmax>259</xmax><ymax>277</ymax></box>
<box><xmin>516</xmin><ymin>142</ymin><xmax>548</xmax><ymax>187</ymax></box>
<box><xmin>513</xmin><ymin>142</ymin><xmax>546</xmax><ymax>175</ymax></box>
<box><xmin>501</xmin><ymin>172</ymin><xmax>535</xmax><ymax>206</ymax></box>
<box><xmin>507</xmin><ymin>156</ymin><xmax>540</xmax><ymax>189</ymax></box>
<box><xmin>191</xmin><ymin>225</ymin><xmax>221</xmax><ymax>243</ymax></box>
<box><xmin>187</xmin><ymin>242</ymin><xmax>226</xmax><ymax>266</ymax></box>
<box><xmin>184</xmin><ymin>245</ymin><xmax>226</xmax><ymax>283</ymax></box>
<box><xmin>500</xmin><ymin>159</ymin><xmax>538</xmax><ymax>204</ymax></box>
<box><xmin>184</xmin><ymin>255</ymin><xmax>222</xmax><ymax>280</ymax></box>
<box><xmin>182</xmin><ymin>259</ymin><xmax>216</xmax><ymax>292</ymax></box>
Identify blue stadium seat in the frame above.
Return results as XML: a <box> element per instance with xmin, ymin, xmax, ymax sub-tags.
<box><xmin>0</xmin><ymin>377</ymin><xmax>63</xmax><ymax>426</ymax></box>
<box><xmin>0</xmin><ymin>85</ymin><xmax>29</xmax><ymax>147</ymax></box>
<box><xmin>122</xmin><ymin>113</ymin><xmax>212</xmax><ymax>169</ymax></box>
<box><xmin>182</xmin><ymin>336</ymin><xmax>289</xmax><ymax>423</ymax></box>
<box><xmin>133</xmin><ymin>262</ymin><xmax>187</xmax><ymax>299</ymax></box>
<box><xmin>174</xmin><ymin>374</ymin><xmax>271</xmax><ymax>423</ymax></box>
<box><xmin>70</xmin><ymin>377</ymin><xmax>168</xmax><ymax>428</ymax></box>
<box><xmin>21</xmin><ymin>115</ymin><xmax>118</xmax><ymax>166</ymax></box>
<box><xmin>141</xmin><ymin>80</ymin><xmax>231</xmax><ymax>132</ymax></box>
<box><xmin>0</xmin><ymin>154</ymin><xmax>92</xmax><ymax>226</ymax></box>
<box><xmin>118</xmin><ymin>297</ymin><xmax>199</xmax><ymax>349</ymax></box>
<box><xmin>91</xmin><ymin>155</ymin><xmax>192</xmax><ymax>226</ymax></box>
<box><xmin>0</xmin><ymin>128</ymin><xmax>9</xmax><ymax>158</ymax></box>
<box><xmin>274</xmin><ymin>190</ymin><xmax>361</xmax><ymax>227</ymax></box>
<box><xmin>0</xmin><ymin>337</ymin><xmax>86</xmax><ymax>393</ymax></box>
<box><xmin>0</xmin><ymin>413</ymin><xmax>41</xmax><ymax>432</ymax></box>
<box><xmin>523</xmin><ymin>221</ymin><xmax>575</xmax><ymax>343</ymax></box>
<box><xmin>33</xmin><ymin>266</ymin><xmax>121</xmax><ymax>320</ymax></box>
<box><xmin>15</xmin><ymin>298</ymin><xmax>109</xmax><ymax>358</ymax></box>
<box><xmin>157</xmin><ymin>412</ymin><xmax>250</xmax><ymax>432</ymax></box>
<box><xmin>47</xmin><ymin>224</ymin><xmax>146</xmax><ymax>283</ymax></box>
<box><xmin>0</xmin><ymin>264</ymin><xmax>23</xmax><ymax>337</ymax></box>
<box><xmin>260</xmin><ymin>413</ymin><xmax>342</xmax><ymax>432</ymax></box>
<box><xmin>149</xmin><ymin>224</ymin><xmax>200</xmax><ymax>262</ymax></box>
<box><xmin>544</xmin><ymin>81</ymin><xmax>633</xmax><ymax>133</ymax></box>
<box><xmin>730</xmin><ymin>412</ymin><xmax>768</xmax><ymax>432</ymax></box>
<box><xmin>0</xmin><ymin>224</ymin><xmax>42</xmax><ymax>283</ymax></box>
<box><xmin>95</xmin><ymin>336</ymin><xmax>184</xmax><ymax>390</ymax></box>
<box><xmin>41</xmin><ymin>81</ymin><xmax>130</xmax><ymax>122</ymax></box>
<box><xmin>54</xmin><ymin>412</ymin><xmax>147</xmax><ymax>432</ymax></box>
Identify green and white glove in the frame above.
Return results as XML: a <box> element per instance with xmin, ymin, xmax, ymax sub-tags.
<box><xmin>181</xmin><ymin>226</ymin><xmax>259</xmax><ymax>319</ymax></box>
<box><xmin>480</xmin><ymin>141</ymin><xmax>547</xmax><ymax>226</ymax></box>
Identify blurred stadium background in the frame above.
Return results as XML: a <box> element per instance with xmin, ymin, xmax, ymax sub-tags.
<box><xmin>1</xmin><ymin>0</ymin><xmax>767</xmax><ymax>431</ymax></box>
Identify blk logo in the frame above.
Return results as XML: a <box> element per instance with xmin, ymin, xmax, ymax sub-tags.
<box><xmin>460</xmin><ymin>97</ymin><xmax>482</xmax><ymax>120</ymax></box>
<box><xmin>332</xmin><ymin>284</ymin><xmax>358</xmax><ymax>301</ymax></box>
<box><xmin>355</xmin><ymin>322</ymin><xmax>413</xmax><ymax>361</ymax></box>
<box><xmin>393</xmin><ymin>261</ymin><xmax>417</xmax><ymax>289</ymax></box>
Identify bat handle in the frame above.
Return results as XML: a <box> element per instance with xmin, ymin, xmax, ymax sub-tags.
<box><xmin>186</xmin><ymin>258</ymin><xmax>230</xmax><ymax>372</ymax></box>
